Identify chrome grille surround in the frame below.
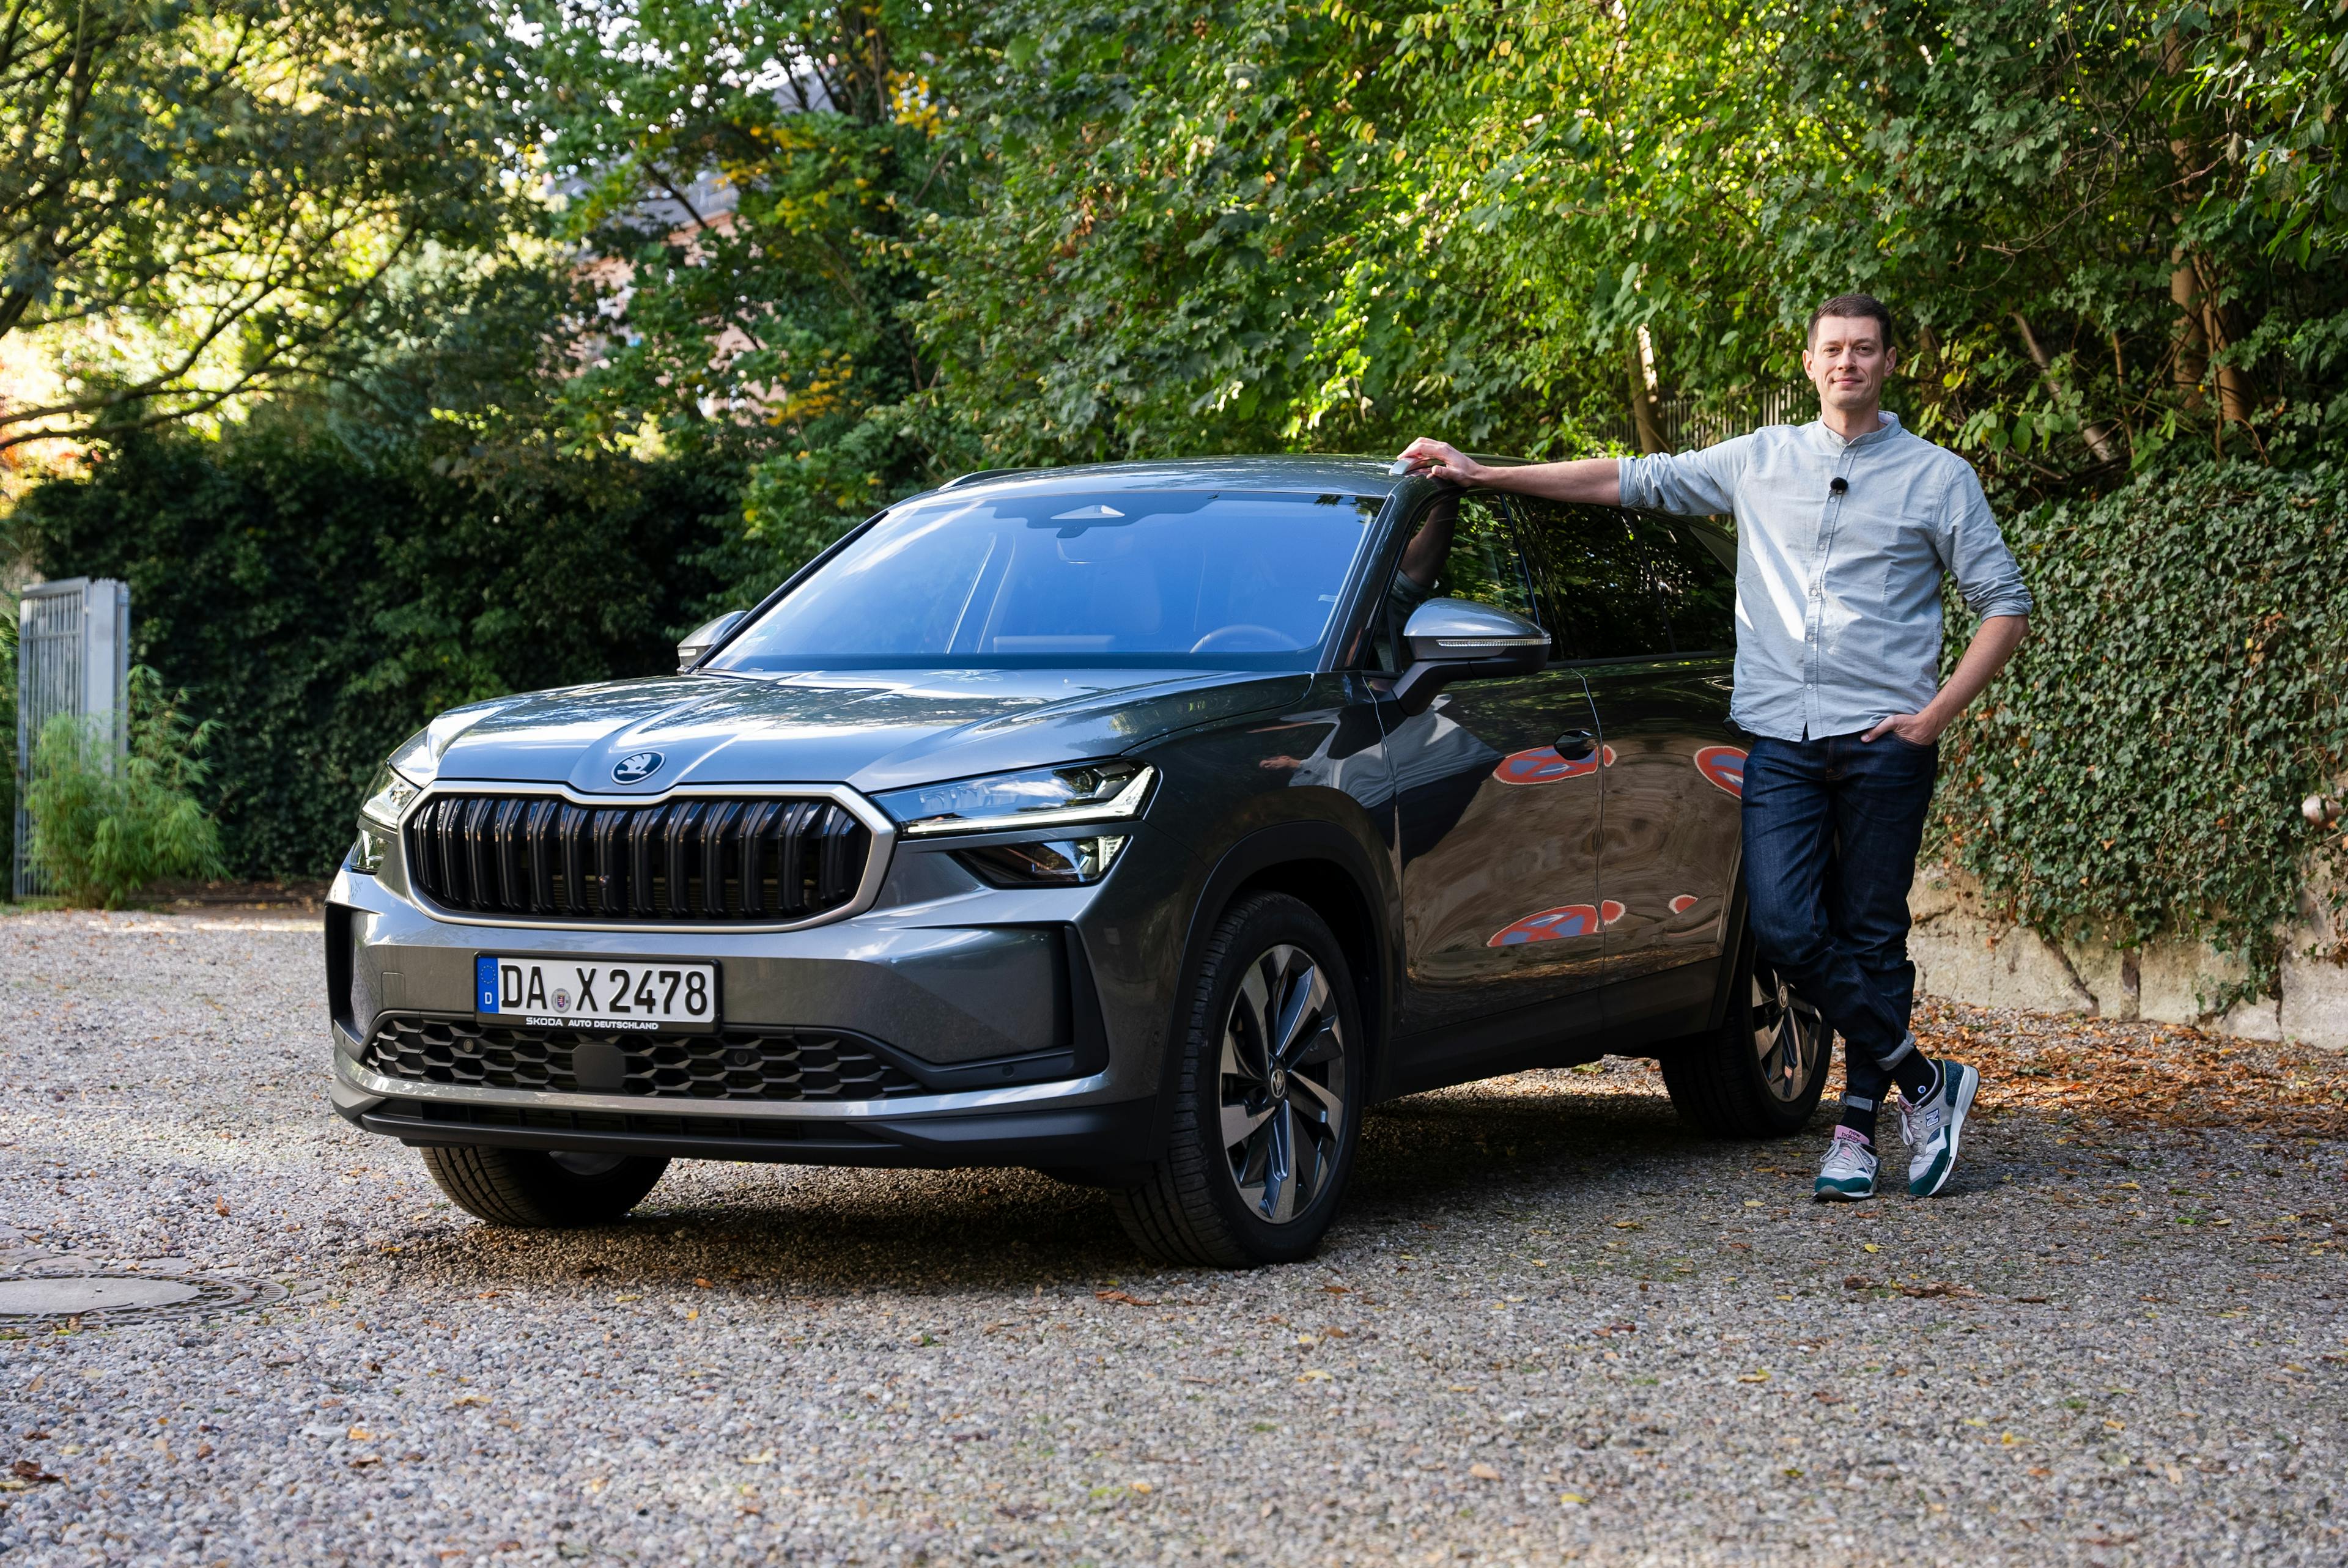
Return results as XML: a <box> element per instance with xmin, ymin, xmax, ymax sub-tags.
<box><xmin>394</xmin><ymin>781</ymin><xmax>894</xmax><ymax>933</ymax></box>
<box><xmin>363</xmin><ymin>1014</ymin><xmax>926</xmax><ymax>1103</ymax></box>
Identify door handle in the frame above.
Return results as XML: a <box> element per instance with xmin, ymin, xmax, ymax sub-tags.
<box><xmin>1554</xmin><ymin>729</ymin><xmax>1598</xmax><ymax>760</ymax></box>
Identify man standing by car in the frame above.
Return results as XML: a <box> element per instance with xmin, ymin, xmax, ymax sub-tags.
<box><xmin>1394</xmin><ymin>293</ymin><xmax>2032</xmax><ymax>1201</ymax></box>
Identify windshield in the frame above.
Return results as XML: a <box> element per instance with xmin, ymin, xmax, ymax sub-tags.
<box><xmin>711</xmin><ymin>489</ymin><xmax>1384</xmax><ymax>671</ymax></box>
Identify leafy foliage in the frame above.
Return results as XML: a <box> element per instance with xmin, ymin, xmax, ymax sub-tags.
<box><xmin>26</xmin><ymin>666</ymin><xmax>224</xmax><ymax>907</ymax></box>
<box><xmin>0</xmin><ymin>0</ymin><xmax>534</xmax><ymax>451</ymax></box>
<box><xmin>8</xmin><ymin>422</ymin><xmax>730</xmax><ymax>877</ymax></box>
<box><xmin>1932</xmin><ymin>462</ymin><xmax>2348</xmax><ymax>995</ymax></box>
<box><xmin>533</xmin><ymin>0</ymin><xmax>951</xmax><ymax>595</ymax></box>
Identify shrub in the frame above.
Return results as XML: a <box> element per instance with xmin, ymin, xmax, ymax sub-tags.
<box><xmin>1932</xmin><ymin>461</ymin><xmax>2348</xmax><ymax>999</ymax></box>
<box><xmin>27</xmin><ymin>667</ymin><xmax>225</xmax><ymax>907</ymax></box>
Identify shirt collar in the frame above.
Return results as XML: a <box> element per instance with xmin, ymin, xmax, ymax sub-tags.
<box><xmin>1811</xmin><ymin>410</ymin><xmax>1902</xmax><ymax>451</ymax></box>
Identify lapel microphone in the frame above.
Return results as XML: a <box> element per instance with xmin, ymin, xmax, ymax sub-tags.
<box><xmin>1829</xmin><ymin>476</ymin><xmax>1849</xmax><ymax>497</ymax></box>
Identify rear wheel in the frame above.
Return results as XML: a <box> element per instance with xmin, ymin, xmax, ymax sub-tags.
<box><xmin>1111</xmin><ymin>893</ymin><xmax>1364</xmax><ymax>1268</ymax></box>
<box><xmin>419</xmin><ymin>1146</ymin><xmax>670</xmax><ymax>1228</ymax></box>
<box><xmin>1659</xmin><ymin>924</ymin><xmax>1830</xmax><ymax>1138</ymax></box>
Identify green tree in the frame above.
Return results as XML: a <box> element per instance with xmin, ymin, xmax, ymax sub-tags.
<box><xmin>532</xmin><ymin>0</ymin><xmax>959</xmax><ymax>593</ymax></box>
<box><xmin>0</xmin><ymin>0</ymin><xmax>534</xmax><ymax>452</ymax></box>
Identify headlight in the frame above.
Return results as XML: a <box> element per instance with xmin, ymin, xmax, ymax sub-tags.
<box><xmin>957</xmin><ymin>835</ymin><xmax>1130</xmax><ymax>888</ymax></box>
<box><xmin>358</xmin><ymin>698</ymin><xmax>520</xmax><ymax>830</ymax></box>
<box><xmin>358</xmin><ymin>762</ymin><xmax>422</xmax><ymax>829</ymax></box>
<box><xmin>877</xmin><ymin>761</ymin><xmax>1155</xmax><ymax>837</ymax></box>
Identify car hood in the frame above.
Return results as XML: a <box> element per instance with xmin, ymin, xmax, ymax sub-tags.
<box><xmin>427</xmin><ymin>668</ymin><xmax>1312</xmax><ymax>795</ymax></box>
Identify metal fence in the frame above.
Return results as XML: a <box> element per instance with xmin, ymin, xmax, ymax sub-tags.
<box><xmin>13</xmin><ymin>578</ymin><xmax>130</xmax><ymax>899</ymax></box>
<box><xmin>1652</xmin><ymin>386</ymin><xmax>1811</xmax><ymax>453</ymax></box>
<box><xmin>1602</xmin><ymin>386</ymin><xmax>1812</xmax><ymax>454</ymax></box>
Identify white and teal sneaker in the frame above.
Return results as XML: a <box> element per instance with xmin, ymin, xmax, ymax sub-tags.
<box><xmin>1814</xmin><ymin>1125</ymin><xmax>1879</xmax><ymax>1201</ymax></box>
<box><xmin>1900</xmin><ymin>1059</ymin><xmax>1980</xmax><ymax>1198</ymax></box>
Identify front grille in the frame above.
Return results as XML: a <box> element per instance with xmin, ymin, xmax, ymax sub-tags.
<box><xmin>404</xmin><ymin>792</ymin><xmax>872</xmax><ymax>922</ymax></box>
<box><xmin>363</xmin><ymin>1015</ymin><xmax>925</xmax><ymax>1102</ymax></box>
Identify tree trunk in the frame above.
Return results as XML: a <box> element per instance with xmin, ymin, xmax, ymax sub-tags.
<box><xmin>1627</xmin><ymin>333</ymin><xmax>1665</xmax><ymax>454</ymax></box>
<box><xmin>2168</xmin><ymin>248</ymin><xmax>2209</xmax><ymax>410</ymax></box>
<box><xmin>2011</xmin><ymin>312</ymin><xmax>2121</xmax><ymax>465</ymax></box>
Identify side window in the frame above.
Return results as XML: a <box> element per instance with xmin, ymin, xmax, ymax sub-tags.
<box><xmin>1511</xmin><ymin>499</ymin><xmax>1670</xmax><ymax>660</ymax></box>
<box><xmin>1362</xmin><ymin>493</ymin><xmax>1539</xmax><ymax>672</ymax></box>
<box><xmin>1637</xmin><ymin>517</ymin><xmax>1737</xmax><ymax>653</ymax></box>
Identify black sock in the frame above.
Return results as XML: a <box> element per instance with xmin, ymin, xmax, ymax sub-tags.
<box><xmin>1837</xmin><ymin>1095</ymin><xmax>1878</xmax><ymax>1145</ymax></box>
<box><xmin>1890</xmin><ymin>1046</ymin><xmax>1938</xmax><ymax>1103</ymax></box>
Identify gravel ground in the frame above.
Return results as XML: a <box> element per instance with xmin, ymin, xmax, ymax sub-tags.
<box><xmin>1</xmin><ymin>908</ymin><xmax>2344</xmax><ymax>1567</ymax></box>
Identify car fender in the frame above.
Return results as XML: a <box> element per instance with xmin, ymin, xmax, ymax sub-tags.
<box><xmin>1157</xmin><ymin>811</ymin><xmax>1401</xmax><ymax>1122</ymax></box>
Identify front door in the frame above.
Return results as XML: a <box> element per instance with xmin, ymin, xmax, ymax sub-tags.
<box><xmin>1375</xmin><ymin>493</ymin><xmax>1609</xmax><ymax>1053</ymax></box>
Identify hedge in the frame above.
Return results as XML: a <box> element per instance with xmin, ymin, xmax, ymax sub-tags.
<box><xmin>8</xmin><ymin>425</ymin><xmax>733</xmax><ymax>878</ymax></box>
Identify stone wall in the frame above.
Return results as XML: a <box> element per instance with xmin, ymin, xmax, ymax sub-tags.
<box><xmin>1908</xmin><ymin>863</ymin><xmax>2348</xmax><ymax>1049</ymax></box>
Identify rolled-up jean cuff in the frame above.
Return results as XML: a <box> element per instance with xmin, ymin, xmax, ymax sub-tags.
<box><xmin>1877</xmin><ymin>1032</ymin><xmax>1917</xmax><ymax>1072</ymax></box>
<box><xmin>1841</xmin><ymin>1094</ymin><xmax>1875</xmax><ymax>1111</ymax></box>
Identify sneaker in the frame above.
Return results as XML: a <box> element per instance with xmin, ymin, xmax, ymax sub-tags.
<box><xmin>1900</xmin><ymin>1059</ymin><xmax>1980</xmax><ymax>1198</ymax></box>
<box><xmin>1814</xmin><ymin>1125</ymin><xmax>1878</xmax><ymax>1201</ymax></box>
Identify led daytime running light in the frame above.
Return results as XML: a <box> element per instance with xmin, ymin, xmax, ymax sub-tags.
<box><xmin>901</xmin><ymin>765</ymin><xmax>1156</xmax><ymax>837</ymax></box>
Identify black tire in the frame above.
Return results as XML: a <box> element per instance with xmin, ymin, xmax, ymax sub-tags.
<box><xmin>419</xmin><ymin>1146</ymin><xmax>670</xmax><ymax>1228</ymax></box>
<box><xmin>1110</xmin><ymin>893</ymin><xmax>1365</xmax><ymax>1268</ymax></box>
<box><xmin>1659</xmin><ymin>922</ymin><xmax>1831</xmax><ymax>1138</ymax></box>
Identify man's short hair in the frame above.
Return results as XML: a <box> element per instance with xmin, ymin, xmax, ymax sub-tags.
<box><xmin>1807</xmin><ymin>293</ymin><xmax>1894</xmax><ymax>348</ymax></box>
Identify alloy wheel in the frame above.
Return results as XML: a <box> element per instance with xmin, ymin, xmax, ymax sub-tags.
<box><xmin>1217</xmin><ymin>943</ymin><xmax>1349</xmax><ymax>1225</ymax></box>
<box><xmin>1751</xmin><ymin>965</ymin><xmax>1825</xmax><ymax>1104</ymax></box>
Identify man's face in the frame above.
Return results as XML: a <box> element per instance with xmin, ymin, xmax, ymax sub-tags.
<box><xmin>1803</xmin><ymin>314</ymin><xmax>1896</xmax><ymax>413</ymax></box>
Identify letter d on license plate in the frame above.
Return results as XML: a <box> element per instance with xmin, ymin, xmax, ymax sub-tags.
<box><xmin>475</xmin><ymin>955</ymin><xmax>721</xmax><ymax>1033</ymax></box>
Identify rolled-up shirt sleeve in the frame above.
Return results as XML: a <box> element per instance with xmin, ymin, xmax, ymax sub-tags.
<box><xmin>1936</xmin><ymin>460</ymin><xmax>2034</xmax><ymax>620</ymax></box>
<box><xmin>1619</xmin><ymin>434</ymin><xmax>1754</xmax><ymax>517</ymax></box>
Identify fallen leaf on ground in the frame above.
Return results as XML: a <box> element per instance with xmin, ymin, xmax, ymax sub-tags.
<box><xmin>1737</xmin><ymin>1370</ymin><xmax>1771</xmax><ymax>1383</ymax></box>
<box><xmin>1096</xmin><ymin>1290</ymin><xmax>1157</xmax><ymax>1306</ymax></box>
<box><xmin>1470</xmin><ymin>1462</ymin><xmax>1501</xmax><ymax>1481</ymax></box>
<box><xmin>451</xmin><ymin>1394</ymin><xmax>490</xmax><ymax>1408</ymax></box>
<box><xmin>9</xmin><ymin>1461</ymin><xmax>62</xmax><ymax>1484</ymax></box>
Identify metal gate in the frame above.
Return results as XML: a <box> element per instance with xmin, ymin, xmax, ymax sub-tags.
<box><xmin>13</xmin><ymin>578</ymin><xmax>130</xmax><ymax>899</ymax></box>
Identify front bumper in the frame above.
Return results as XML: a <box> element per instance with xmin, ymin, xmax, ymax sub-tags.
<box><xmin>328</xmin><ymin>814</ymin><xmax>1200</xmax><ymax>1171</ymax></box>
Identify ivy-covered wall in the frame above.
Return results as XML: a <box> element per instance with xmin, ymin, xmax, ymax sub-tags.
<box><xmin>1933</xmin><ymin>462</ymin><xmax>2348</xmax><ymax>1002</ymax></box>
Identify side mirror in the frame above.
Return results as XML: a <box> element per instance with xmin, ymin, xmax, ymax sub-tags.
<box><xmin>677</xmin><ymin>610</ymin><xmax>747</xmax><ymax>672</ymax></box>
<box><xmin>1392</xmin><ymin>598</ymin><xmax>1548</xmax><ymax>715</ymax></box>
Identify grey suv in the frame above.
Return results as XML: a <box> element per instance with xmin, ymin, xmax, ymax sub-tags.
<box><xmin>328</xmin><ymin>457</ymin><xmax>1828</xmax><ymax>1265</ymax></box>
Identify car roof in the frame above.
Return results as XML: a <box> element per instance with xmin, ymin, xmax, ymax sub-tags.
<box><xmin>897</xmin><ymin>454</ymin><xmax>1513</xmax><ymax>508</ymax></box>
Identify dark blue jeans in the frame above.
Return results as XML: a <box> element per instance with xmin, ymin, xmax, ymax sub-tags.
<box><xmin>1741</xmin><ymin>731</ymin><xmax>1939</xmax><ymax>1106</ymax></box>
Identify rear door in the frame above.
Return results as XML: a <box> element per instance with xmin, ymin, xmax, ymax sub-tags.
<box><xmin>1508</xmin><ymin>500</ymin><xmax>1744</xmax><ymax>995</ymax></box>
<box><xmin>1370</xmin><ymin>492</ymin><xmax>1609</xmax><ymax>1053</ymax></box>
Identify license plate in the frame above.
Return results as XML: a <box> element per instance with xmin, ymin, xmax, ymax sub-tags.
<box><xmin>475</xmin><ymin>956</ymin><xmax>720</xmax><ymax>1033</ymax></box>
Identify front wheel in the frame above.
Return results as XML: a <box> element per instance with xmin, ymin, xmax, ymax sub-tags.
<box><xmin>1659</xmin><ymin>926</ymin><xmax>1831</xmax><ymax>1138</ymax></box>
<box><xmin>1110</xmin><ymin>893</ymin><xmax>1364</xmax><ymax>1268</ymax></box>
<box><xmin>419</xmin><ymin>1145</ymin><xmax>670</xmax><ymax>1228</ymax></box>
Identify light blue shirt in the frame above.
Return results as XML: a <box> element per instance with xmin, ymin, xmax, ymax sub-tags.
<box><xmin>1619</xmin><ymin>413</ymin><xmax>2032</xmax><ymax>742</ymax></box>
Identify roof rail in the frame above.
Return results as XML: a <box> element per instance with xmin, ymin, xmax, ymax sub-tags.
<box><xmin>937</xmin><ymin>467</ymin><xmax>1035</xmax><ymax>491</ymax></box>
